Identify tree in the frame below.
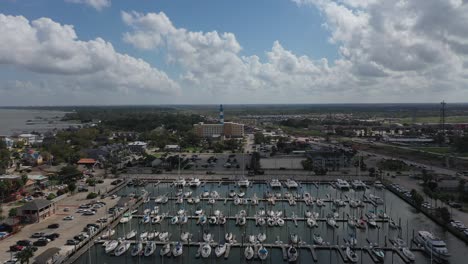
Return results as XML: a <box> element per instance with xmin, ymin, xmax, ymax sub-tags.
<box><xmin>16</xmin><ymin>246</ymin><xmax>34</xmax><ymax>264</ymax></box>
<box><xmin>8</xmin><ymin>207</ymin><xmax>17</xmax><ymax>217</ymax></box>
<box><xmin>87</xmin><ymin>192</ymin><xmax>98</xmax><ymax>199</ymax></box>
<box><xmin>410</xmin><ymin>189</ymin><xmax>424</xmax><ymax>207</ymax></box>
<box><xmin>437</xmin><ymin>207</ymin><xmax>451</xmax><ymax>223</ymax></box>
<box><xmin>47</xmin><ymin>193</ymin><xmax>57</xmax><ymax>200</ymax></box>
<box><xmin>254</xmin><ymin>132</ymin><xmax>266</xmax><ymax>145</ymax></box>
<box><xmin>67</xmin><ymin>182</ymin><xmax>76</xmax><ymax>193</ymax></box>
<box><xmin>58</xmin><ymin>165</ymin><xmax>81</xmax><ymax>184</ymax></box>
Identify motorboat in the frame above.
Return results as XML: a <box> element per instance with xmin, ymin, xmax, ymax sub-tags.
<box><xmin>171</xmin><ymin>216</ymin><xmax>179</xmax><ymax>225</ymax></box>
<box><xmin>179</xmin><ymin>215</ymin><xmax>188</xmax><ymax>225</ymax></box>
<box><xmin>114</xmin><ymin>241</ymin><xmax>130</xmax><ymax>256</ymax></box>
<box><xmin>131</xmin><ymin>242</ymin><xmax>143</xmax><ymax>257</ymax></box>
<box><xmin>201</xmin><ymin>243</ymin><xmax>211</xmax><ymax>258</ymax></box>
<box><xmin>277</xmin><ymin>218</ymin><xmax>285</xmax><ymax>226</ymax></box>
<box><xmin>402</xmin><ymin>247</ymin><xmax>415</xmax><ymax>262</ymax></box>
<box><xmin>287</xmin><ymin>246</ymin><xmax>299</xmax><ymax>262</ymax></box>
<box><xmin>237</xmin><ymin>216</ymin><xmax>246</xmax><ymax>226</ymax></box>
<box><xmin>327</xmin><ymin>217</ymin><xmax>337</xmax><ymax>228</ymax></box>
<box><xmin>316</xmin><ymin>199</ymin><xmax>325</xmax><ymax>207</ymax></box>
<box><xmin>151</xmin><ymin>206</ymin><xmax>159</xmax><ymax>215</ymax></box>
<box><xmin>307</xmin><ymin>217</ymin><xmax>318</xmax><ymax>227</ymax></box>
<box><xmin>144</xmin><ymin>208</ymin><xmax>151</xmax><ymax>214</ymax></box>
<box><xmin>348</xmin><ymin>235</ymin><xmax>357</xmax><ymax>246</ymax></box>
<box><xmin>378</xmin><ymin>210</ymin><xmax>389</xmax><ymax>219</ymax></box>
<box><xmin>208</xmin><ymin>198</ymin><xmax>216</xmax><ymax>204</ymax></box>
<box><xmin>249</xmin><ymin>235</ymin><xmax>257</xmax><ymax>244</ymax></box>
<box><xmin>351</xmin><ymin>179</ymin><xmax>366</xmax><ymax>190</ymax></box>
<box><xmin>202</xmin><ymin>190</ymin><xmax>210</xmax><ymax>198</ymax></box>
<box><xmin>393</xmin><ymin>237</ymin><xmax>406</xmax><ymax>247</ymax></box>
<box><xmin>270</xmin><ymin>179</ymin><xmax>282</xmax><ymax>188</ymax></box>
<box><xmin>334</xmin><ymin>199</ymin><xmax>345</xmax><ymax>207</ymax></box>
<box><xmin>314</xmin><ymin>234</ymin><xmax>323</xmax><ymax>245</ymax></box>
<box><xmin>371</xmin><ymin>247</ymin><xmax>385</xmax><ymax>262</ymax></box>
<box><xmin>184</xmin><ymin>191</ymin><xmax>192</xmax><ymax>198</ymax></box>
<box><xmin>225</xmin><ymin>232</ymin><xmax>233</xmax><ymax>243</ymax></box>
<box><xmin>152</xmin><ymin>215</ymin><xmax>164</xmax><ymax>224</ymax></box>
<box><xmin>209</xmin><ymin>216</ymin><xmax>217</xmax><ymax>225</ymax></box>
<box><xmin>251</xmin><ymin>193</ymin><xmax>259</xmax><ymax>205</ymax></box>
<box><xmin>159</xmin><ymin>232</ymin><xmax>169</xmax><ymax>241</ymax></box>
<box><xmin>172</xmin><ymin>242</ymin><xmax>183</xmax><ymax>257</ymax></box>
<box><xmin>234</xmin><ymin>197</ymin><xmax>241</xmax><ymax>205</ymax></box>
<box><xmin>142</xmin><ymin>215</ymin><xmax>150</xmax><ymax>224</ymax></box>
<box><xmin>346</xmin><ymin>247</ymin><xmax>358</xmax><ymax>263</ymax></box>
<box><xmin>258</xmin><ymin>246</ymin><xmax>268</xmax><ymax>260</ymax></box>
<box><xmin>101</xmin><ymin>229</ymin><xmax>115</xmax><ymax>239</ymax></box>
<box><xmin>210</xmin><ymin>191</ymin><xmax>220</xmax><ymax>198</ymax></box>
<box><xmin>245</xmin><ymin>246</ymin><xmax>254</xmax><ymax>260</ymax></box>
<box><xmin>160</xmin><ymin>243</ymin><xmax>171</xmax><ymax>256</ymax></box>
<box><xmin>194</xmin><ymin>196</ymin><xmax>200</xmax><ymax>203</ymax></box>
<box><xmin>284</xmin><ymin>179</ymin><xmax>298</xmax><ymax>188</ymax></box>
<box><xmin>257</xmin><ymin>233</ymin><xmax>266</xmax><ymax>243</ymax></box>
<box><xmin>218</xmin><ymin>215</ymin><xmax>227</xmax><ymax>225</ymax></box>
<box><xmin>229</xmin><ymin>190</ymin><xmax>236</xmax><ymax>197</ymax></box>
<box><xmin>175</xmin><ymin>196</ymin><xmax>183</xmax><ymax>204</ymax></box>
<box><xmin>374</xmin><ymin>181</ymin><xmax>384</xmax><ymax>189</ymax></box>
<box><xmin>148</xmin><ymin>231</ymin><xmax>158</xmax><ymax>240</ymax></box>
<box><xmin>357</xmin><ymin>218</ymin><xmax>366</xmax><ymax>229</ymax></box>
<box><xmin>215</xmin><ymin>242</ymin><xmax>227</xmax><ymax>257</ymax></box>
<box><xmin>126</xmin><ymin>230</ymin><xmax>137</xmax><ymax>240</ymax></box>
<box><xmin>176</xmin><ymin>189</ymin><xmax>183</xmax><ymax>196</ymax></box>
<box><xmin>203</xmin><ymin>231</ymin><xmax>213</xmax><ymax>242</ymax></box>
<box><xmin>238</xmin><ymin>191</ymin><xmax>245</xmax><ymax>197</ymax></box>
<box><xmin>195</xmin><ymin>207</ymin><xmax>203</xmax><ymax>215</ymax></box>
<box><xmin>189</xmin><ymin>178</ymin><xmax>201</xmax><ymax>187</ymax></box>
<box><xmin>173</xmin><ymin>178</ymin><xmax>186</xmax><ymax>187</ymax></box>
<box><xmin>181</xmin><ymin>232</ymin><xmax>191</xmax><ymax>242</ymax></box>
<box><xmin>144</xmin><ymin>241</ymin><xmax>156</xmax><ymax>256</ymax></box>
<box><xmin>415</xmin><ymin>231</ymin><xmax>450</xmax><ymax>262</ymax></box>
<box><xmin>237</xmin><ymin>178</ymin><xmax>250</xmax><ymax>188</ymax></box>
<box><xmin>198</xmin><ymin>215</ymin><xmax>207</xmax><ymax>225</ymax></box>
<box><xmin>367</xmin><ymin>218</ymin><xmax>377</xmax><ymax>228</ymax></box>
<box><xmin>336</xmin><ymin>179</ymin><xmax>351</xmax><ymax>190</ymax></box>
<box><xmin>290</xmin><ymin>233</ymin><xmax>299</xmax><ymax>244</ymax></box>
<box><xmin>119</xmin><ymin>213</ymin><xmax>132</xmax><ymax>223</ymax></box>
<box><xmin>257</xmin><ymin>217</ymin><xmax>266</xmax><ymax>226</ymax></box>
<box><xmin>105</xmin><ymin>240</ymin><xmax>119</xmax><ymax>254</ymax></box>
<box><xmin>140</xmin><ymin>232</ymin><xmax>148</xmax><ymax>240</ymax></box>
<box><xmin>349</xmin><ymin>199</ymin><xmax>360</xmax><ymax>208</ymax></box>
<box><xmin>267</xmin><ymin>217</ymin><xmax>276</xmax><ymax>227</ymax></box>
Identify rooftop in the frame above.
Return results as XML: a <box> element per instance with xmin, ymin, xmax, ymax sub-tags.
<box><xmin>20</xmin><ymin>199</ymin><xmax>53</xmax><ymax>211</ymax></box>
<box><xmin>77</xmin><ymin>158</ymin><xmax>97</xmax><ymax>164</ymax></box>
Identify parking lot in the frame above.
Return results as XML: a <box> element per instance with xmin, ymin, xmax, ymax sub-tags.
<box><xmin>0</xmin><ymin>179</ymin><xmax>120</xmax><ymax>262</ymax></box>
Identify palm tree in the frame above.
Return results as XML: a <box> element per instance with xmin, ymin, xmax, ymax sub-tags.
<box><xmin>17</xmin><ymin>247</ymin><xmax>34</xmax><ymax>264</ymax></box>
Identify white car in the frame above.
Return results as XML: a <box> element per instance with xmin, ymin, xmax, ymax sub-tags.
<box><xmin>63</xmin><ymin>215</ymin><xmax>74</xmax><ymax>220</ymax></box>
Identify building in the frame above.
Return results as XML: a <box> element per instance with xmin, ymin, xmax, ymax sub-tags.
<box><xmin>28</xmin><ymin>175</ymin><xmax>49</xmax><ymax>189</ymax></box>
<box><xmin>18</xmin><ymin>134</ymin><xmax>42</xmax><ymax>145</ymax></box>
<box><xmin>194</xmin><ymin>122</ymin><xmax>244</xmax><ymax>138</ymax></box>
<box><xmin>164</xmin><ymin>145</ymin><xmax>180</xmax><ymax>151</ymax></box>
<box><xmin>33</xmin><ymin>247</ymin><xmax>61</xmax><ymax>264</ymax></box>
<box><xmin>21</xmin><ymin>149</ymin><xmax>43</xmax><ymax>166</ymax></box>
<box><xmin>128</xmin><ymin>141</ymin><xmax>148</xmax><ymax>153</ymax></box>
<box><xmin>18</xmin><ymin>199</ymin><xmax>56</xmax><ymax>223</ymax></box>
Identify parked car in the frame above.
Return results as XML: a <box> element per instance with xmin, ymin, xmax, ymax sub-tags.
<box><xmin>63</xmin><ymin>215</ymin><xmax>74</xmax><ymax>220</ymax></box>
<box><xmin>48</xmin><ymin>223</ymin><xmax>60</xmax><ymax>229</ymax></box>
<box><xmin>66</xmin><ymin>239</ymin><xmax>79</xmax><ymax>245</ymax></box>
<box><xmin>31</xmin><ymin>232</ymin><xmax>45</xmax><ymax>238</ymax></box>
<box><xmin>33</xmin><ymin>240</ymin><xmax>48</xmax><ymax>247</ymax></box>
<box><xmin>16</xmin><ymin>240</ymin><xmax>32</xmax><ymax>247</ymax></box>
<box><xmin>9</xmin><ymin>245</ymin><xmax>24</xmax><ymax>252</ymax></box>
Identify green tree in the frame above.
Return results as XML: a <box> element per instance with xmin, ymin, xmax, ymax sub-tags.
<box><xmin>410</xmin><ymin>189</ymin><xmax>424</xmax><ymax>207</ymax></box>
<box><xmin>254</xmin><ymin>132</ymin><xmax>266</xmax><ymax>145</ymax></box>
<box><xmin>67</xmin><ymin>182</ymin><xmax>76</xmax><ymax>193</ymax></box>
<box><xmin>8</xmin><ymin>207</ymin><xmax>17</xmax><ymax>217</ymax></box>
<box><xmin>437</xmin><ymin>207</ymin><xmax>451</xmax><ymax>223</ymax></box>
<box><xmin>58</xmin><ymin>165</ymin><xmax>81</xmax><ymax>184</ymax></box>
<box><xmin>16</xmin><ymin>246</ymin><xmax>34</xmax><ymax>264</ymax></box>
<box><xmin>47</xmin><ymin>193</ymin><xmax>57</xmax><ymax>200</ymax></box>
<box><xmin>87</xmin><ymin>192</ymin><xmax>98</xmax><ymax>199</ymax></box>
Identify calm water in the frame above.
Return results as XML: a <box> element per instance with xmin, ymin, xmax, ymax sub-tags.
<box><xmin>74</xmin><ymin>182</ymin><xmax>467</xmax><ymax>264</ymax></box>
<box><xmin>0</xmin><ymin>108</ymin><xmax>79</xmax><ymax>136</ymax></box>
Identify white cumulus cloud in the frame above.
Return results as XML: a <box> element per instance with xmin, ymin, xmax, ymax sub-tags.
<box><xmin>65</xmin><ymin>0</ymin><xmax>111</xmax><ymax>11</ymax></box>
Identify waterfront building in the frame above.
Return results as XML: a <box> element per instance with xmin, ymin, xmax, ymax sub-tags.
<box><xmin>18</xmin><ymin>199</ymin><xmax>56</xmax><ymax>223</ymax></box>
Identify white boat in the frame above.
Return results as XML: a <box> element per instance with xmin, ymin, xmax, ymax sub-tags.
<box><xmin>171</xmin><ymin>216</ymin><xmax>179</xmax><ymax>225</ymax></box>
<box><xmin>131</xmin><ymin>242</ymin><xmax>143</xmax><ymax>257</ymax></box>
<box><xmin>290</xmin><ymin>233</ymin><xmax>299</xmax><ymax>244</ymax></box>
<box><xmin>287</xmin><ymin>246</ymin><xmax>299</xmax><ymax>262</ymax></box>
<box><xmin>152</xmin><ymin>215</ymin><xmax>163</xmax><ymax>224</ymax></box>
<box><xmin>142</xmin><ymin>215</ymin><xmax>150</xmax><ymax>224</ymax></box>
<box><xmin>181</xmin><ymin>232</ymin><xmax>191</xmax><ymax>242</ymax></box>
<box><xmin>160</xmin><ymin>243</ymin><xmax>171</xmax><ymax>256</ymax></box>
<box><xmin>237</xmin><ymin>216</ymin><xmax>246</xmax><ymax>226</ymax></box>
<box><xmin>284</xmin><ymin>179</ymin><xmax>298</xmax><ymax>188</ymax></box>
<box><xmin>351</xmin><ymin>179</ymin><xmax>366</xmax><ymax>190</ymax></box>
<box><xmin>371</xmin><ymin>247</ymin><xmax>385</xmax><ymax>262</ymax></box>
<box><xmin>150</xmin><ymin>206</ymin><xmax>159</xmax><ymax>215</ymax></box>
<box><xmin>348</xmin><ymin>218</ymin><xmax>357</xmax><ymax>228</ymax></box>
<box><xmin>238</xmin><ymin>191</ymin><xmax>245</xmax><ymax>197</ymax></box>
<box><xmin>402</xmin><ymin>247</ymin><xmax>415</xmax><ymax>262</ymax></box>
<box><xmin>313</xmin><ymin>234</ymin><xmax>324</xmax><ymax>245</ymax></box>
<box><xmin>415</xmin><ymin>231</ymin><xmax>450</xmax><ymax>262</ymax></box>
<box><xmin>201</xmin><ymin>243</ymin><xmax>211</xmax><ymax>258</ymax></box>
<box><xmin>257</xmin><ymin>217</ymin><xmax>266</xmax><ymax>226</ymax></box>
<box><xmin>195</xmin><ymin>207</ymin><xmax>203</xmax><ymax>215</ymax></box>
<box><xmin>249</xmin><ymin>235</ymin><xmax>257</xmax><ymax>244</ymax></box>
<box><xmin>346</xmin><ymin>247</ymin><xmax>358</xmax><ymax>263</ymax></box>
<box><xmin>307</xmin><ymin>217</ymin><xmax>318</xmax><ymax>227</ymax></box>
<box><xmin>179</xmin><ymin>215</ymin><xmax>188</xmax><ymax>225</ymax></box>
<box><xmin>144</xmin><ymin>241</ymin><xmax>156</xmax><ymax>256</ymax></box>
<box><xmin>258</xmin><ymin>246</ymin><xmax>268</xmax><ymax>260</ymax></box>
<box><xmin>367</xmin><ymin>218</ymin><xmax>377</xmax><ymax>228</ymax></box>
<box><xmin>202</xmin><ymin>190</ymin><xmax>210</xmax><ymax>197</ymax></box>
<box><xmin>336</xmin><ymin>179</ymin><xmax>351</xmax><ymax>190</ymax></box>
<box><xmin>234</xmin><ymin>197</ymin><xmax>241</xmax><ymax>205</ymax></box>
<box><xmin>316</xmin><ymin>199</ymin><xmax>325</xmax><ymax>207</ymax></box>
<box><xmin>245</xmin><ymin>246</ymin><xmax>254</xmax><ymax>260</ymax></box>
<box><xmin>114</xmin><ymin>241</ymin><xmax>130</xmax><ymax>256</ymax></box>
<box><xmin>159</xmin><ymin>232</ymin><xmax>169</xmax><ymax>241</ymax></box>
<box><xmin>105</xmin><ymin>240</ymin><xmax>119</xmax><ymax>253</ymax></box>
<box><xmin>203</xmin><ymin>231</ymin><xmax>213</xmax><ymax>242</ymax></box>
<box><xmin>277</xmin><ymin>218</ymin><xmax>285</xmax><ymax>226</ymax></box>
<box><xmin>229</xmin><ymin>189</ymin><xmax>236</xmax><ymax>197</ymax></box>
<box><xmin>389</xmin><ymin>219</ymin><xmax>399</xmax><ymax>229</ymax></box>
<box><xmin>140</xmin><ymin>232</ymin><xmax>148</xmax><ymax>240</ymax></box>
<box><xmin>327</xmin><ymin>217</ymin><xmax>337</xmax><ymax>228</ymax></box>
<box><xmin>218</xmin><ymin>215</ymin><xmax>227</xmax><ymax>225</ymax></box>
<box><xmin>174</xmin><ymin>178</ymin><xmax>186</xmax><ymax>187</ymax></box>
<box><xmin>198</xmin><ymin>215</ymin><xmax>207</xmax><ymax>225</ymax></box>
<box><xmin>270</xmin><ymin>179</ymin><xmax>282</xmax><ymax>188</ymax></box>
<box><xmin>147</xmin><ymin>231</ymin><xmax>158</xmax><ymax>240</ymax></box>
<box><xmin>209</xmin><ymin>216</ymin><xmax>217</xmax><ymax>225</ymax></box>
<box><xmin>189</xmin><ymin>178</ymin><xmax>201</xmax><ymax>187</ymax></box>
<box><xmin>257</xmin><ymin>233</ymin><xmax>266</xmax><ymax>243</ymax></box>
<box><xmin>101</xmin><ymin>229</ymin><xmax>115</xmax><ymax>239</ymax></box>
<box><xmin>237</xmin><ymin>178</ymin><xmax>250</xmax><ymax>188</ymax></box>
<box><xmin>215</xmin><ymin>242</ymin><xmax>227</xmax><ymax>257</ymax></box>
<box><xmin>194</xmin><ymin>196</ymin><xmax>200</xmax><ymax>203</ymax></box>
<box><xmin>172</xmin><ymin>242</ymin><xmax>183</xmax><ymax>257</ymax></box>
<box><xmin>225</xmin><ymin>232</ymin><xmax>233</xmax><ymax>242</ymax></box>
<box><xmin>126</xmin><ymin>230</ymin><xmax>137</xmax><ymax>240</ymax></box>
<box><xmin>119</xmin><ymin>213</ymin><xmax>132</xmax><ymax>223</ymax></box>
<box><xmin>183</xmin><ymin>191</ymin><xmax>192</xmax><ymax>198</ymax></box>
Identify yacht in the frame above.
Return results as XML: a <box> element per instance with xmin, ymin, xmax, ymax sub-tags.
<box><xmin>173</xmin><ymin>178</ymin><xmax>186</xmax><ymax>187</ymax></box>
<box><xmin>245</xmin><ymin>246</ymin><xmax>254</xmax><ymax>260</ymax></box>
<box><xmin>105</xmin><ymin>240</ymin><xmax>119</xmax><ymax>254</ymax></box>
<box><xmin>188</xmin><ymin>178</ymin><xmax>201</xmax><ymax>187</ymax></box>
<box><xmin>415</xmin><ymin>231</ymin><xmax>450</xmax><ymax>262</ymax></box>
<box><xmin>287</xmin><ymin>246</ymin><xmax>299</xmax><ymax>262</ymax></box>
<box><xmin>284</xmin><ymin>179</ymin><xmax>299</xmax><ymax>189</ymax></box>
<box><xmin>237</xmin><ymin>178</ymin><xmax>250</xmax><ymax>188</ymax></box>
<box><xmin>351</xmin><ymin>179</ymin><xmax>366</xmax><ymax>190</ymax></box>
<box><xmin>114</xmin><ymin>241</ymin><xmax>131</xmax><ymax>256</ymax></box>
<box><xmin>270</xmin><ymin>179</ymin><xmax>282</xmax><ymax>188</ymax></box>
<box><xmin>336</xmin><ymin>179</ymin><xmax>351</xmax><ymax>190</ymax></box>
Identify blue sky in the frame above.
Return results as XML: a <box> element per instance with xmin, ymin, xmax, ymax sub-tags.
<box><xmin>0</xmin><ymin>0</ymin><xmax>467</xmax><ymax>105</ymax></box>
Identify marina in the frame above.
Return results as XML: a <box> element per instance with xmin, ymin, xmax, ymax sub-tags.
<box><xmin>72</xmin><ymin>178</ymin><xmax>466</xmax><ymax>264</ymax></box>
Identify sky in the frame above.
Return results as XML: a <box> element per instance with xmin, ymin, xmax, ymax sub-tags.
<box><xmin>0</xmin><ymin>0</ymin><xmax>468</xmax><ymax>106</ymax></box>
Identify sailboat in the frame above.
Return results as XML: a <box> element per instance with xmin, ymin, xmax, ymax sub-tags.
<box><xmin>245</xmin><ymin>246</ymin><xmax>254</xmax><ymax>260</ymax></box>
<box><xmin>258</xmin><ymin>246</ymin><xmax>268</xmax><ymax>260</ymax></box>
<box><xmin>144</xmin><ymin>241</ymin><xmax>156</xmax><ymax>256</ymax></box>
<box><xmin>201</xmin><ymin>243</ymin><xmax>211</xmax><ymax>258</ymax></box>
<box><xmin>131</xmin><ymin>242</ymin><xmax>143</xmax><ymax>256</ymax></box>
<box><xmin>160</xmin><ymin>243</ymin><xmax>171</xmax><ymax>256</ymax></box>
<box><xmin>346</xmin><ymin>247</ymin><xmax>358</xmax><ymax>263</ymax></box>
<box><xmin>114</xmin><ymin>241</ymin><xmax>130</xmax><ymax>256</ymax></box>
<box><xmin>172</xmin><ymin>242</ymin><xmax>183</xmax><ymax>257</ymax></box>
<box><xmin>287</xmin><ymin>246</ymin><xmax>299</xmax><ymax>262</ymax></box>
<box><xmin>215</xmin><ymin>242</ymin><xmax>227</xmax><ymax>257</ymax></box>
<box><xmin>105</xmin><ymin>240</ymin><xmax>119</xmax><ymax>254</ymax></box>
